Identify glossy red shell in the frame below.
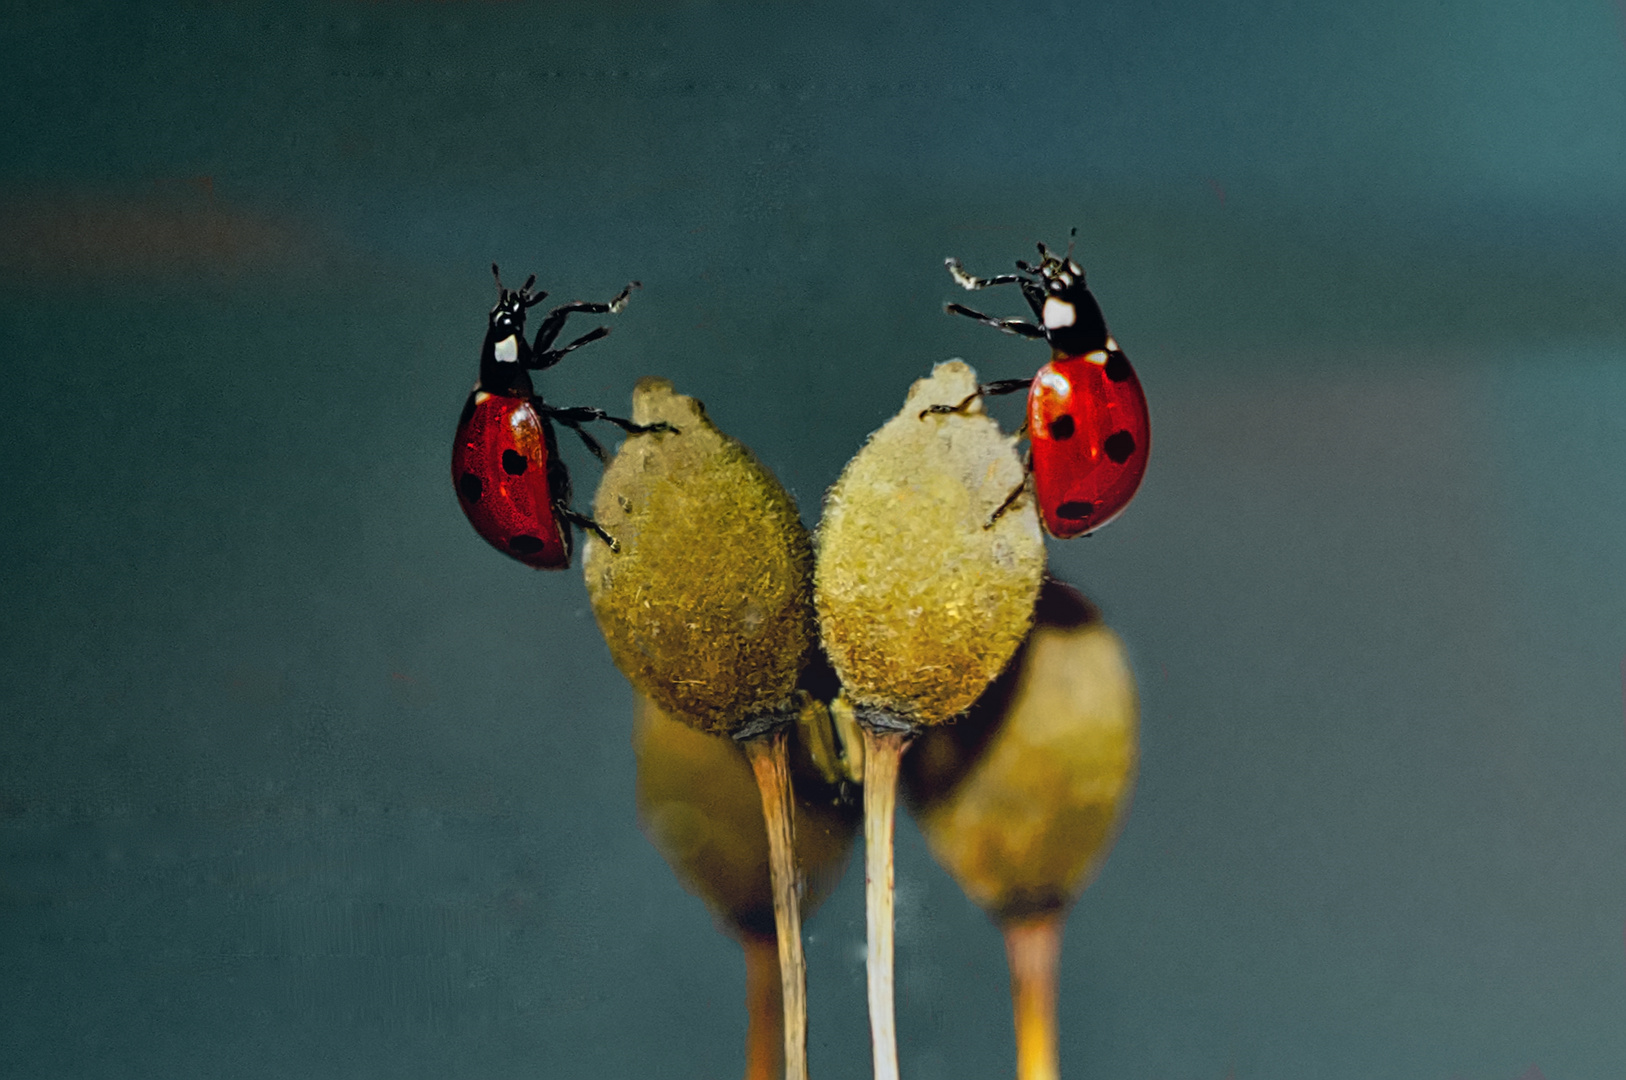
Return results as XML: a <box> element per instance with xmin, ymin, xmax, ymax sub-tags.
<box><xmin>452</xmin><ymin>391</ymin><xmax>570</xmax><ymax>569</ymax></box>
<box><xmin>1026</xmin><ymin>350</ymin><xmax>1151</xmax><ymax>538</ymax></box>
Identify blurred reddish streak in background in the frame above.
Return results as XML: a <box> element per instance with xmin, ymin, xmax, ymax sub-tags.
<box><xmin>0</xmin><ymin>178</ymin><xmax>319</xmax><ymax>279</ymax></box>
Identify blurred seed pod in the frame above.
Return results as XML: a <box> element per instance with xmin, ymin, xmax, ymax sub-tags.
<box><xmin>814</xmin><ymin>360</ymin><xmax>1045</xmax><ymax>727</ymax></box>
<box><xmin>634</xmin><ymin>688</ymin><xmax>857</xmax><ymax>1080</ymax></box>
<box><xmin>903</xmin><ymin>578</ymin><xmax>1138</xmax><ymax>921</ymax></box>
<box><xmin>585</xmin><ymin>377</ymin><xmax>813</xmax><ymax>735</ymax></box>
<box><xmin>632</xmin><ymin>691</ymin><xmax>859</xmax><ymax>938</ymax></box>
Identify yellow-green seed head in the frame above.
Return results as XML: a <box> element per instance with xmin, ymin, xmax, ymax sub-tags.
<box><xmin>813</xmin><ymin>361</ymin><xmax>1046</xmax><ymax>726</ymax></box>
<box><xmin>584</xmin><ymin>378</ymin><xmax>813</xmax><ymax>735</ymax></box>
<box><xmin>903</xmin><ymin>580</ymin><xmax>1140</xmax><ymax>922</ymax></box>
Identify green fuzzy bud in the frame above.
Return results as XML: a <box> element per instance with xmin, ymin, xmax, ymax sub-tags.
<box><xmin>585</xmin><ymin>378</ymin><xmax>813</xmax><ymax>735</ymax></box>
<box><xmin>814</xmin><ymin>361</ymin><xmax>1045</xmax><ymax>726</ymax></box>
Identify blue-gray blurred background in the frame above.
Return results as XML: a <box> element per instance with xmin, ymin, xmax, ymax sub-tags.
<box><xmin>2</xmin><ymin>2</ymin><xmax>1624</xmax><ymax>1077</ymax></box>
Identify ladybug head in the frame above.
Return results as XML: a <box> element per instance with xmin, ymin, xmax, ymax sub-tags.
<box><xmin>489</xmin><ymin>263</ymin><xmax>547</xmax><ymax>338</ymax></box>
<box><xmin>1015</xmin><ymin>236</ymin><xmax>1109</xmax><ymax>356</ymax></box>
<box><xmin>1022</xmin><ymin>241</ymin><xmax>1084</xmax><ymax>297</ymax></box>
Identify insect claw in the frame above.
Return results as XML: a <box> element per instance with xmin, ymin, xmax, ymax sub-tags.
<box><xmin>608</xmin><ymin>281</ymin><xmax>641</xmax><ymax>314</ymax></box>
<box><xmin>946</xmin><ymin>257</ymin><xmax>980</xmax><ymax>291</ymax></box>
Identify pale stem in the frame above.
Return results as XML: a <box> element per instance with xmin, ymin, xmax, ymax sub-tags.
<box><xmin>1002</xmin><ymin>911</ymin><xmax>1065</xmax><ymax>1080</ymax></box>
<box><xmin>743</xmin><ymin>729</ymin><xmax>808</xmax><ymax>1080</ymax></box>
<box><xmin>862</xmin><ymin>726</ymin><xmax>912</xmax><ymax>1080</ymax></box>
<box><xmin>740</xmin><ymin>932</ymin><xmax>784</xmax><ymax>1080</ymax></box>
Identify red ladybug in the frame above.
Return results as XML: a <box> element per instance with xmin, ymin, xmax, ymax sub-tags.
<box><xmin>925</xmin><ymin>238</ymin><xmax>1150</xmax><ymax>538</ymax></box>
<box><xmin>453</xmin><ymin>265</ymin><xmax>673</xmax><ymax>569</ymax></box>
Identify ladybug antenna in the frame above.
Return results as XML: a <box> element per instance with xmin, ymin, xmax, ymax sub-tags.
<box><xmin>1033</xmin><ymin>240</ymin><xmax>1063</xmax><ymax>272</ymax></box>
<box><xmin>1066</xmin><ymin>227</ymin><xmax>1078</xmax><ymax>258</ymax></box>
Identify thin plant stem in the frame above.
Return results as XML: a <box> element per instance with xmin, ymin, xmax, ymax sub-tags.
<box><xmin>743</xmin><ymin>729</ymin><xmax>808</xmax><ymax>1080</ymax></box>
<box><xmin>862</xmin><ymin>725</ymin><xmax>912</xmax><ymax>1080</ymax></box>
<box><xmin>740</xmin><ymin>932</ymin><xmax>784</xmax><ymax>1080</ymax></box>
<box><xmin>1003</xmin><ymin>912</ymin><xmax>1064</xmax><ymax>1080</ymax></box>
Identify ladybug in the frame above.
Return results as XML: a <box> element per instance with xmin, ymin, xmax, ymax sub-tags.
<box><xmin>924</xmin><ymin>237</ymin><xmax>1150</xmax><ymax>538</ymax></box>
<box><xmin>453</xmin><ymin>265</ymin><xmax>673</xmax><ymax>569</ymax></box>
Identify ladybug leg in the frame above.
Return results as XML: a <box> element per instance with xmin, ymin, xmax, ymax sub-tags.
<box><xmin>945</xmin><ymin>302</ymin><xmax>1046</xmax><ymax>340</ymax></box>
<box><xmin>555</xmin><ymin>502</ymin><xmax>619</xmax><ymax>553</ymax></box>
<box><xmin>985</xmin><ymin>447</ymin><xmax>1034</xmax><ymax>528</ymax></box>
<box><xmin>945</xmin><ymin>257</ymin><xmax>1027</xmax><ymax>291</ymax></box>
<box><xmin>978</xmin><ymin>378</ymin><xmax>1035</xmax><ymax>398</ymax></box>
<box><xmin>531</xmin><ymin>282</ymin><xmax>640</xmax><ymax>358</ymax></box>
<box><xmin>919</xmin><ymin>393</ymin><xmax>978</xmax><ymax>419</ymax></box>
<box><xmin>542</xmin><ymin>403</ymin><xmax>677</xmax><ymax>437</ymax></box>
<box><xmin>553</xmin><ymin>416</ymin><xmax>609</xmax><ymax>462</ymax></box>
<box><xmin>919</xmin><ymin>378</ymin><xmax>1032</xmax><ymax>420</ymax></box>
<box><xmin>1017</xmin><ymin>279</ymin><xmax>1048</xmax><ymax>321</ymax></box>
<box><xmin>531</xmin><ymin>325</ymin><xmax>611</xmax><ymax>371</ymax></box>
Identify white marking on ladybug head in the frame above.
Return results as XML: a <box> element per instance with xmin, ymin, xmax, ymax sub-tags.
<box><xmin>1105</xmin><ymin>337</ymin><xmax>1119</xmax><ymax>352</ymax></box>
<box><xmin>1042</xmin><ymin>297</ymin><xmax>1077</xmax><ymax>329</ymax></box>
<box><xmin>1084</xmin><ymin>350</ymin><xmax>1108</xmax><ymax>365</ymax></box>
<box><xmin>494</xmin><ymin>335</ymin><xmax>518</xmax><ymax>364</ymax></box>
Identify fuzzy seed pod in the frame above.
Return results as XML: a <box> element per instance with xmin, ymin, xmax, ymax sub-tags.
<box><xmin>584</xmin><ymin>379</ymin><xmax>814</xmax><ymax>734</ymax></box>
<box><xmin>814</xmin><ymin>361</ymin><xmax>1046</xmax><ymax>726</ymax></box>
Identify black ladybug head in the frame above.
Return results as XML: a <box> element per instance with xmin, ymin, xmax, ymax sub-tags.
<box><xmin>479</xmin><ymin>264</ymin><xmax>549</xmax><ymax>395</ymax></box>
<box><xmin>1016</xmin><ymin>239</ymin><xmax>1109</xmax><ymax>357</ymax></box>
<box><xmin>489</xmin><ymin>263</ymin><xmax>546</xmax><ymax>339</ymax></box>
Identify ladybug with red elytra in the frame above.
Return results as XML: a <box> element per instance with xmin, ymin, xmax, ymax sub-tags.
<box><xmin>453</xmin><ymin>264</ymin><xmax>675</xmax><ymax>569</ymax></box>
<box><xmin>923</xmin><ymin>234</ymin><xmax>1150</xmax><ymax>538</ymax></box>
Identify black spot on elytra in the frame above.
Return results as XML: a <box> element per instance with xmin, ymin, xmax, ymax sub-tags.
<box><xmin>1104</xmin><ymin>351</ymin><xmax>1132</xmax><ymax>382</ymax></box>
<box><xmin>1047</xmin><ymin>414</ymin><xmax>1076</xmax><ymax>440</ymax></box>
<box><xmin>458</xmin><ymin>472</ymin><xmax>483</xmax><ymax>502</ymax></box>
<box><xmin>502</xmin><ymin>449</ymin><xmax>528</xmax><ymax>475</ymax></box>
<box><xmin>508</xmin><ymin>535</ymin><xmax>544</xmax><ymax>554</ymax></box>
<box><xmin>1057</xmin><ymin>501</ymin><xmax>1094</xmax><ymax>520</ymax></box>
<box><xmin>1104</xmin><ymin>430</ymin><xmax>1136</xmax><ymax>463</ymax></box>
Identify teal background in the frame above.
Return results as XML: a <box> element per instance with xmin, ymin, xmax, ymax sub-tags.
<box><xmin>3</xmin><ymin>2</ymin><xmax>1625</xmax><ymax>1077</ymax></box>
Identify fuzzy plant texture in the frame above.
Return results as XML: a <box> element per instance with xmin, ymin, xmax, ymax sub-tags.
<box><xmin>815</xmin><ymin>361</ymin><xmax>1046</xmax><ymax>726</ymax></box>
<box><xmin>584</xmin><ymin>378</ymin><xmax>814</xmax><ymax>735</ymax></box>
